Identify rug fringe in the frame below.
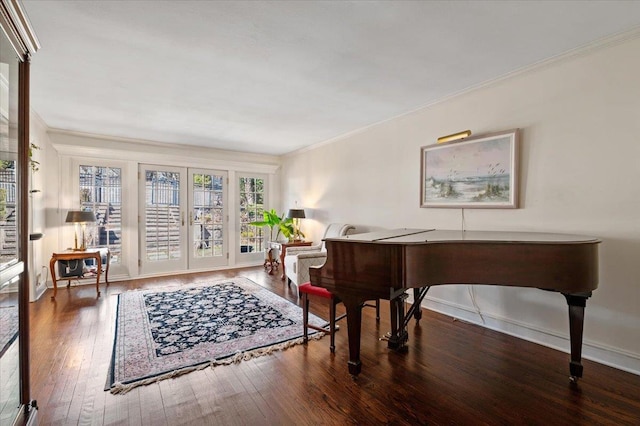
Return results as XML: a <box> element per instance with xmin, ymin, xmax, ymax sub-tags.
<box><xmin>110</xmin><ymin>361</ymin><xmax>211</xmax><ymax>395</ymax></box>
<box><xmin>109</xmin><ymin>333</ymin><xmax>325</xmax><ymax>395</ymax></box>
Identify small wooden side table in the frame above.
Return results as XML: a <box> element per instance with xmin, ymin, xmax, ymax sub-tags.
<box><xmin>271</xmin><ymin>241</ymin><xmax>313</xmax><ymax>280</ymax></box>
<box><xmin>263</xmin><ymin>243</ymin><xmax>280</xmax><ymax>275</ymax></box>
<box><xmin>49</xmin><ymin>248</ymin><xmax>110</xmax><ymax>299</ymax></box>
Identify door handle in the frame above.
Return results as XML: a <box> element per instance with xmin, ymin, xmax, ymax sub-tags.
<box><xmin>181</xmin><ymin>212</ymin><xmax>185</xmax><ymax>226</ymax></box>
<box><xmin>190</xmin><ymin>211</ymin><xmax>193</xmax><ymax>226</ymax></box>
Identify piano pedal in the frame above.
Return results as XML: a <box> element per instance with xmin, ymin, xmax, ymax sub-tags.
<box><xmin>379</xmin><ymin>332</ymin><xmax>392</xmax><ymax>341</ymax></box>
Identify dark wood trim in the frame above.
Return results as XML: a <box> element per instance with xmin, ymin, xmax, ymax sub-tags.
<box><xmin>18</xmin><ymin>54</ymin><xmax>30</xmax><ymax>407</ymax></box>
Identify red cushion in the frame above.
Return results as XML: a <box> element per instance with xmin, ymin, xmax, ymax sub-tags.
<box><xmin>299</xmin><ymin>282</ymin><xmax>333</xmax><ymax>299</ymax></box>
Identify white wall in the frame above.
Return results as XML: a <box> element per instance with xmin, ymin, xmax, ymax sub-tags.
<box><xmin>28</xmin><ymin>111</ymin><xmax>54</xmax><ymax>301</ymax></box>
<box><xmin>281</xmin><ymin>36</ymin><xmax>640</xmax><ymax>374</ymax></box>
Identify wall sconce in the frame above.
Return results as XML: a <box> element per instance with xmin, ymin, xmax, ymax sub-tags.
<box><xmin>437</xmin><ymin>130</ymin><xmax>472</xmax><ymax>144</ymax></box>
<box><xmin>65</xmin><ymin>210</ymin><xmax>96</xmax><ymax>251</ymax></box>
<box><xmin>287</xmin><ymin>208</ymin><xmax>305</xmax><ymax>241</ymax></box>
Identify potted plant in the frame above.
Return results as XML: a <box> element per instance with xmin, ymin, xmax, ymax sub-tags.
<box><xmin>249</xmin><ymin>209</ymin><xmax>295</xmax><ymax>244</ymax></box>
<box><xmin>249</xmin><ymin>209</ymin><xmax>304</xmax><ymax>262</ymax></box>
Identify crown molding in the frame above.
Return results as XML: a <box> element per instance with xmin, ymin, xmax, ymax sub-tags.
<box><xmin>0</xmin><ymin>0</ymin><xmax>40</xmax><ymax>57</ymax></box>
<box><xmin>48</xmin><ymin>128</ymin><xmax>281</xmax><ymax>174</ymax></box>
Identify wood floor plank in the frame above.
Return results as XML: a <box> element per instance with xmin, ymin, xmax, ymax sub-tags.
<box><xmin>26</xmin><ymin>266</ymin><xmax>640</xmax><ymax>425</ymax></box>
<box><xmin>137</xmin><ymin>383</ymin><xmax>168</xmax><ymax>426</ymax></box>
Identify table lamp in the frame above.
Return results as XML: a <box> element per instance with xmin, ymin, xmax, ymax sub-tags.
<box><xmin>287</xmin><ymin>208</ymin><xmax>305</xmax><ymax>241</ymax></box>
<box><xmin>65</xmin><ymin>210</ymin><xmax>96</xmax><ymax>251</ymax></box>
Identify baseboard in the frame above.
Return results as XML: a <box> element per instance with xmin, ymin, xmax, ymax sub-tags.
<box><xmin>416</xmin><ymin>295</ymin><xmax>640</xmax><ymax>376</ymax></box>
<box><xmin>30</xmin><ymin>283</ymin><xmax>47</xmax><ymax>302</ymax></box>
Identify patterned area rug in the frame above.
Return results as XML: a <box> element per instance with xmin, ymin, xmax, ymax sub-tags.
<box><xmin>0</xmin><ymin>305</ymin><xmax>19</xmax><ymax>357</ymax></box>
<box><xmin>106</xmin><ymin>277</ymin><xmax>326</xmax><ymax>394</ymax></box>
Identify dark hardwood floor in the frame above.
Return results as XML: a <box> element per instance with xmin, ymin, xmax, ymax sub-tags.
<box><xmin>28</xmin><ymin>267</ymin><xmax>640</xmax><ymax>425</ymax></box>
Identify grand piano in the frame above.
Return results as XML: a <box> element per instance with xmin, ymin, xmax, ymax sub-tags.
<box><xmin>309</xmin><ymin>229</ymin><xmax>600</xmax><ymax>382</ymax></box>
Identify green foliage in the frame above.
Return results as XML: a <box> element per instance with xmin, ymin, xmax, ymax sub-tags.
<box><xmin>249</xmin><ymin>208</ymin><xmax>299</xmax><ymax>242</ymax></box>
<box><xmin>29</xmin><ymin>143</ymin><xmax>40</xmax><ymax>172</ymax></box>
<box><xmin>193</xmin><ymin>173</ymin><xmax>212</xmax><ymax>187</ymax></box>
<box><xmin>0</xmin><ymin>187</ymin><xmax>6</xmax><ymax>220</ymax></box>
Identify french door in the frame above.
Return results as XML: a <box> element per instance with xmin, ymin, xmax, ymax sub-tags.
<box><xmin>139</xmin><ymin>165</ymin><xmax>228</xmax><ymax>275</ymax></box>
<box><xmin>139</xmin><ymin>165</ymin><xmax>187</xmax><ymax>275</ymax></box>
<box><xmin>188</xmin><ymin>168</ymin><xmax>228</xmax><ymax>269</ymax></box>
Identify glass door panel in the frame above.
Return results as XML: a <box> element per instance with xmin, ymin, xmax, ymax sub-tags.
<box><xmin>238</xmin><ymin>175</ymin><xmax>266</xmax><ymax>263</ymax></box>
<box><xmin>139</xmin><ymin>165</ymin><xmax>187</xmax><ymax>275</ymax></box>
<box><xmin>188</xmin><ymin>169</ymin><xmax>227</xmax><ymax>269</ymax></box>
<box><xmin>79</xmin><ymin>165</ymin><xmax>122</xmax><ymax>263</ymax></box>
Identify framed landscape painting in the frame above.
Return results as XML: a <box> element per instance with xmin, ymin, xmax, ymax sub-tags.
<box><xmin>421</xmin><ymin>129</ymin><xmax>520</xmax><ymax>208</ymax></box>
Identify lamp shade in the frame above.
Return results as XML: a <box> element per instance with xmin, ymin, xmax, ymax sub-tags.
<box><xmin>287</xmin><ymin>209</ymin><xmax>305</xmax><ymax>219</ymax></box>
<box><xmin>65</xmin><ymin>210</ymin><xmax>96</xmax><ymax>223</ymax></box>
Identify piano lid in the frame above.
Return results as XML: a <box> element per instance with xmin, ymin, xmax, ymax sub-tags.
<box><xmin>327</xmin><ymin>228</ymin><xmax>433</xmax><ymax>242</ymax></box>
<box><xmin>326</xmin><ymin>229</ymin><xmax>601</xmax><ymax>245</ymax></box>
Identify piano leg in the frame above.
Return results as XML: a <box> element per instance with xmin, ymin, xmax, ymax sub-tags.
<box><xmin>563</xmin><ymin>292</ymin><xmax>592</xmax><ymax>383</ymax></box>
<box><xmin>343</xmin><ymin>297</ymin><xmax>363</xmax><ymax>376</ymax></box>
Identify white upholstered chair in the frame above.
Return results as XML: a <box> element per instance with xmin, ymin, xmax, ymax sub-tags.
<box><xmin>284</xmin><ymin>223</ymin><xmax>355</xmax><ymax>294</ymax></box>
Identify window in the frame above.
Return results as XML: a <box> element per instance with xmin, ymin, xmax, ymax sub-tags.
<box><xmin>79</xmin><ymin>165</ymin><xmax>122</xmax><ymax>263</ymax></box>
<box><xmin>238</xmin><ymin>176</ymin><xmax>264</xmax><ymax>254</ymax></box>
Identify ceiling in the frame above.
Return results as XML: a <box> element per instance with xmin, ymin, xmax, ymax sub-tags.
<box><xmin>20</xmin><ymin>1</ymin><xmax>640</xmax><ymax>156</ymax></box>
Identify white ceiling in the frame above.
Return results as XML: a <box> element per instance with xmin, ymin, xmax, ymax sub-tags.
<box><xmin>21</xmin><ymin>1</ymin><xmax>640</xmax><ymax>155</ymax></box>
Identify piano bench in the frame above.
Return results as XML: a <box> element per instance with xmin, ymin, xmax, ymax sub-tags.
<box><xmin>299</xmin><ymin>282</ymin><xmax>380</xmax><ymax>353</ymax></box>
<box><xmin>299</xmin><ymin>282</ymin><xmax>344</xmax><ymax>353</ymax></box>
